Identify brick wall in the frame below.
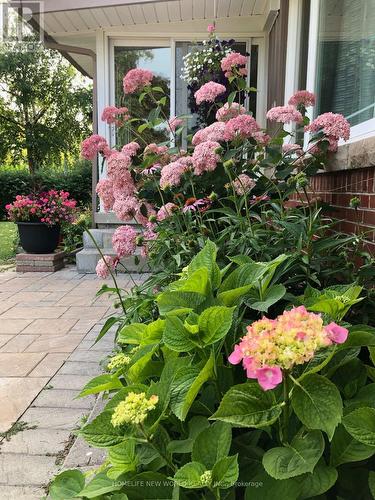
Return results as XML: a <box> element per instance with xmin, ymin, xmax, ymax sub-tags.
<box><xmin>307</xmin><ymin>166</ymin><xmax>375</xmax><ymax>252</ymax></box>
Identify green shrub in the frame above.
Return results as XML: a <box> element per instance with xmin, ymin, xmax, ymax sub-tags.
<box><xmin>0</xmin><ymin>161</ymin><xmax>92</xmax><ymax>219</ymax></box>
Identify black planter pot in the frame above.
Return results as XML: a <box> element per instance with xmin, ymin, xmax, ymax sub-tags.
<box><xmin>17</xmin><ymin>222</ymin><xmax>60</xmax><ymax>254</ymax></box>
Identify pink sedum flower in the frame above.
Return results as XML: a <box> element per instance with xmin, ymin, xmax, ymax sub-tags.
<box><xmin>112</xmin><ymin>225</ymin><xmax>137</xmax><ymax>258</ymax></box>
<box><xmin>221</xmin><ymin>52</ymin><xmax>248</xmax><ymax>78</ymax></box>
<box><xmin>81</xmin><ymin>134</ymin><xmax>110</xmax><ymax>160</ymax></box>
<box><xmin>113</xmin><ymin>195</ymin><xmax>140</xmax><ymax>222</ymax></box>
<box><xmin>225</xmin><ymin>114</ymin><xmax>260</xmax><ymax>139</ymax></box>
<box><xmin>96</xmin><ymin>179</ymin><xmax>114</xmax><ymax>212</ymax></box>
<box><xmin>288</xmin><ymin>90</ymin><xmax>316</xmax><ymax>108</ymax></box>
<box><xmin>194</xmin><ymin>82</ymin><xmax>226</xmax><ymax>105</ymax></box>
<box><xmin>266</xmin><ymin>105</ymin><xmax>303</xmax><ymax>124</ymax></box>
<box><xmin>256</xmin><ymin>366</ymin><xmax>283</xmax><ymax>391</ymax></box>
<box><xmin>101</xmin><ymin>106</ymin><xmax>130</xmax><ymax>125</ymax></box>
<box><xmin>192</xmin><ymin>141</ymin><xmax>221</xmax><ymax>175</ymax></box>
<box><xmin>192</xmin><ymin>122</ymin><xmax>231</xmax><ymax>146</ymax></box>
<box><xmin>305</xmin><ymin>112</ymin><xmax>350</xmax><ymax>141</ymax></box>
<box><xmin>233</xmin><ymin>174</ymin><xmax>256</xmax><ymax>195</ymax></box>
<box><xmin>122</xmin><ymin>142</ymin><xmax>140</xmax><ymax>157</ymax></box>
<box><xmin>324</xmin><ymin>322</ymin><xmax>348</xmax><ymax>344</ymax></box>
<box><xmin>168</xmin><ymin>117</ymin><xmax>183</xmax><ymax>131</ymax></box>
<box><xmin>123</xmin><ymin>68</ymin><xmax>153</xmax><ymax>94</ymax></box>
<box><xmin>216</xmin><ymin>102</ymin><xmax>246</xmax><ymax>122</ymax></box>
<box><xmin>157</xmin><ymin>202</ymin><xmax>178</xmax><ymax>221</ymax></box>
<box><xmin>160</xmin><ymin>157</ymin><xmax>192</xmax><ymax>189</ymax></box>
<box><xmin>96</xmin><ymin>256</ymin><xmax>117</xmax><ymax>279</ymax></box>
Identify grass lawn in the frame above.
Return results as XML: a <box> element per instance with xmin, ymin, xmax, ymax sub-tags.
<box><xmin>0</xmin><ymin>222</ymin><xmax>17</xmax><ymax>264</ymax></box>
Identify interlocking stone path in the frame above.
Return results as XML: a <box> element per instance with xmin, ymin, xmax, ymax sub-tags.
<box><xmin>0</xmin><ymin>266</ymin><xmax>145</xmax><ymax>499</ymax></box>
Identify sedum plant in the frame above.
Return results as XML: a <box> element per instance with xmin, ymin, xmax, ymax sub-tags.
<box><xmin>49</xmin><ymin>242</ymin><xmax>375</xmax><ymax>499</ymax></box>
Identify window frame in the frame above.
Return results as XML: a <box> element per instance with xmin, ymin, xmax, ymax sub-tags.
<box><xmin>305</xmin><ymin>0</ymin><xmax>375</xmax><ymax>145</ymax></box>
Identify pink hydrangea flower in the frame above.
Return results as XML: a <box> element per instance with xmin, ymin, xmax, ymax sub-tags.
<box><xmin>168</xmin><ymin>117</ymin><xmax>183</xmax><ymax>131</ymax></box>
<box><xmin>143</xmin><ymin>222</ymin><xmax>158</xmax><ymax>241</ymax></box>
<box><xmin>112</xmin><ymin>225</ymin><xmax>137</xmax><ymax>258</ymax></box>
<box><xmin>121</xmin><ymin>142</ymin><xmax>140</xmax><ymax>157</ymax></box>
<box><xmin>225</xmin><ymin>114</ymin><xmax>260</xmax><ymax>139</ymax></box>
<box><xmin>113</xmin><ymin>195</ymin><xmax>140</xmax><ymax>221</ymax></box>
<box><xmin>228</xmin><ymin>306</ymin><xmax>347</xmax><ymax>391</ymax></box>
<box><xmin>288</xmin><ymin>90</ymin><xmax>316</xmax><ymax>108</ymax></box>
<box><xmin>256</xmin><ymin>366</ymin><xmax>283</xmax><ymax>391</ymax></box>
<box><xmin>160</xmin><ymin>157</ymin><xmax>192</xmax><ymax>189</ymax></box>
<box><xmin>253</xmin><ymin>131</ymin><xmax>271</xmax><ymax>145</ymax></box>
<box><xmin>96</xmin><ymin>179</ymin><xmax>114</xmax><ymax>212</ymax></box>
<box><xmin>192</xmin><ymin>141</ymin><xmax>221</xmax><ymax>175</ymax></box>
<box><xmin>96</xmin><ymin>255</ymin><xmax>117</xmax><ymax>279</ymax></box>
<box><xmin>216</xmin><ymin>102</ymin><xmax>246</xmax><ymax>122</ymax></box>
<box><xmin>123</xmin><ymin>68</ymin><xmax>153</xmax><ymax>94</ymax></box>
<box><xmin>101</xmin><ymin>106</ymin><xmax>130</xmax><ymax>125</ymax></box>
<box><xmin>305</xmin><ymin>112</ymin><xmax>350</xmax><ymax>141</ymax></box>
<box><xmin>266</xmin><ymin>105</ymin><xmax>303</xmax><ymax>124</ymax></box>
<box><xmin>207</xmin><ymin>24</ymin><xmax>215</xmax><ymax>33</ymax></box>
<box><xmin>81</xmin><ymin>135</ymin><xmax>110</xmax><ymax>160</ymax></box>
<box><xmin>233</xmin><ymin>174</ymin><xmax>256</xmax><ymax>195</ymax></box>
<box><xmin>157</xmin><ymin>202</ymin><xmax>178</xmax><ymax>221</ymax></box>
<box><xmin>221</xmin><ymin>52</ymin><xmax>248</xmax><ymax>77</ymax></box>
<box><xmin>192</xmin><ymin>122</ymin><xmax>231</xmax><ymax>146</ymax></box>
<box><xmin>324</xmin><ymin>322</ymin><xmax>348</xmax><ymax>344</ymax></box>
<box><xmin>106</xmin><ymin>152</ymin><xmax>135</xmax><ymax>196</ymax></box>
<box><xmin>144</xmin><ymin>143</ymin><xmax>169</xmax><ymax>156</ymax></box>
<box><xmin>194</xmin><ymin>82</ymin><xmax>226</xmax><ymax>105</ymax></box>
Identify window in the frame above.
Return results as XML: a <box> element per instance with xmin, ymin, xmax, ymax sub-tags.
<box><xmin>113</xmin><ymin>46</ymin><xmax>171</xmax><ymax>145</ymax></box>
<box><xmin>314</xmin><ymin>0</ymin><xmax>375</xmax><ymax>131</ymax></box>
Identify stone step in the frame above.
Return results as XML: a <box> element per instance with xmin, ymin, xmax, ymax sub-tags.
<box><xmin>76</xmin><ymin>248</ymin><xmax>150</xmax><ymax>274</ymax></box>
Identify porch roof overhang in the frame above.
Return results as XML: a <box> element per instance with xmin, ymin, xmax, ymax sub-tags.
<box><xmin>17</xmin><ymin>0</ymin><xmax>280</xmax><ymax>77</ymax></box>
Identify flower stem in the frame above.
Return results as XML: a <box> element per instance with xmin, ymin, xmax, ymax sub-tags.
<box><xmin>281</xmin><ymin>372</ymin><xmax>290</xmax><ymax>444</ymax></box>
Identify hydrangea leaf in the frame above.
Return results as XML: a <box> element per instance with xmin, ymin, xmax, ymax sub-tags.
<box><xmin>291</xmin><ymin>374</ymin><xmax>343</xmax><ymax>440</ymax></box>
<box><xmin>49</xmin><ymin>469</ymin><xmax>85</xmax><ymax>500</ymax></box>
<box><xmin>173</xmin><ymin>462</ymin><xmax>206</xmax><ymax>489</ymax></box>
<box><xmin>76</xmin><ymin>374</ymin><xmax>123</xmax><ymax>398</ymax></box>
<box><xmin>192</xmin><ymin>421</ymin><xmax>231</xmax><ymax>468</ymax></box>
<box><xmin>298</xmin><ymin>464</ymin><xmax>338</xmax><ymax>499</ymax></box>
<box><xmin>210</xmin><ymin>382</ymin><xmax>282</xmax><ymax>428</ymax></box>
<box><xmin>198</xmin><ymin>305</ymin><xmax>235</xmax><ymax>345</ymax></box>
<box><xmin>78</xmin><ymin>473</ymin><xmax>122</xmax><ymax>498</ymax></box>
<box><xmin>330</xmin><ymin>425</ymin><xmax>375</xmax><ymax>467</ymax></box>
<box><xmin>262</xmin><ymin>431</ymin><xmax>324</xmax><ymax>479</ymax></box>
<box><xmin>342</xmin><ymin>407</ymin><xmax>375</xmax><ymax>446</ymax></box>
<box><xmin>212</xmin><ymin>454</ymin><xmax>239</xmax><ymax>489</ymax></box>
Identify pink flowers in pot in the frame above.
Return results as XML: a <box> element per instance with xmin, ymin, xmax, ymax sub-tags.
<box><xmin>6</xmin><ymin>190</ymin><xmax>77</xmax><ymax>226</ymax></box>
<box><xmin>228</xmin><ymin>306</ymin><xmax>348</xmax><ymax>391</ymax></box>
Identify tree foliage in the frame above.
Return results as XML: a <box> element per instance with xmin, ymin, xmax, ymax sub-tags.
<box><xmin>0</xmin><ymin>44</ymin><xmax>92</xmax><ymax>173</ymax></box>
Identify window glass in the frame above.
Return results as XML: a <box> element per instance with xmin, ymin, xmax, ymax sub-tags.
<box><xmin>114</xmin><ymin>46</ymin><xmax>171</xmax><ymax>145</ymax></box>
<box><xmin>315</xmin><ymin>0</ymin><xmax>375</xmax><ymax>127</ymax></box>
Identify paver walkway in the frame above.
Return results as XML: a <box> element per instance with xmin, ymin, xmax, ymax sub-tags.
<box><xmin>0</xmin><ymin>266</ymin><xmax>143</xmax><ymax>499</ymax></box>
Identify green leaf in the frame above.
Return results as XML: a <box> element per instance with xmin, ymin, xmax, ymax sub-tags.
<box><xmin>210</xmin><ymin>382</ymin><xmax>283</xmax><ymax>428</ymax></box>
<box><xmin>173</xmin><ymin>462</ymin><xmax>206</xmax><ymax>489</ymax></box>
<box><xmin>170</xmin><ymin>353</ymin><xmax>214</xmax><ymax>421</ymax></box>
<box><xmin>49</xmin><ymin>469</ymin><xmax>85</xmax><ymax>500</ymax></box>
<box><xmin>262</xmin><ymin>431</ymin><xmax>324</xmax><ymax>479</ymax></box>
<box><xmin>298</xmin><ymin>463</ymin><xmax>338</xmax><ymax>499</ymax></box>
<box><xmin>192</xmin><ymin>421</ymin><xmax>231</xmax><ymax>468</ymax></box>
<box><xmin>79</xmin><ymin>472</ymin><xmax>122</xmax><ymax>498</ymax></box>
<box><xmin>227</xmin><ymin>91</ymin><xmax>237</xmax><ymax>106</ymax></box>
<box><xmin>217</xmin><ymin>284</ymin><xmax>253</xmax><ymax>306</ymax></box>
<box><xmin>95</xmin><ymin>316</ymin><xmax>120</xmax><ymax>344</ymax></box>
<box><xmin>346</xmin><ymin>383</ymin><xmax>375</xmax><ymax>409</ymax></box>
<box><xmin>168</xmin><ymin>416</ymin><xmax>210</xmax><ymax>454</ymax></box>
<box><xmin>138</xmin><ymin>122</ymin><xmax>149</xmax><ymax>133</ymax></box>
<box><xmin>188</xmin><ymin>240</ymin><xmax>221</xmax><ymax>289</ymax></box>
<box><xmin>79</xmin><ymin>410</ymin><xmax>130</xmax><ymax>448</ymax></box>
<box><xmin>127</xmin><ymin>344</ymin><xmax>158</xmax><ymax>383</ymax></box>
<box><xmin>220</xmin><ymin>262</ymin><xmax>266</xmax><ymax>292</ymax></box>
<box><xmin>291</xmin><ymin>374</ymin><xmax>343</xmax><ymax>440</ymax></box>
<box><xmin>114</xmin><ymin>472</ymin><xmax>172</xmax><ymax>498</ymax></box>
<box><xmin>157</xmin><ymin>290</ymin><xmax>206</xmax><ymax>315</ymax></box>
<box><xmin>342</xmin><ymin>325</ymin><xmax>375</xmax><ymax>348</ymax></box>
<box><xmin>342</xmin><ymin>407</ymin><xmax>375</xmax><ymax>446</ymax></box>
<box><xmin>77</xmin><ymin>374</ymin><xmax>123</xmax><ymax>398</ymax></box>
<box><xmin>247</xmin><ymin>284</ymin><xmax>286</xmax><ymax>312</ymax></box>
<box><xmin>330</xmin><ymin>425</ymin><xmax>375</xmax><ymax>467</ymax></box>
<box><xmin>163</xmin><ymin>315</ymin><xmax>198</xmax><ymax>352</ymax></box>
<box><xmin>198</xmin><ymin>306</ymin><xmax>234</xmax><ymax>345</ymax></box>
<box><xmin>118</xmin><ymin>323</ymin><xmax>147</xmax><ymax>345</ymax></box>
<box><xmin>212</xmin><ymin>454</ymin><xmax>239</xmax><ymax>489</ymax></box>
<box><xmin>170</xmin><ymin>268</ymin><xmax>209</xmax><ymax>295</ymax></box>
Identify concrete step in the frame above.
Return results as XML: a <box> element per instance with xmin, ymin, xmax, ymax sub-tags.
<box><xmin>76</xmin><ymin>248</ymin><xmax>150</xmax><ymax>274</ymax></box>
